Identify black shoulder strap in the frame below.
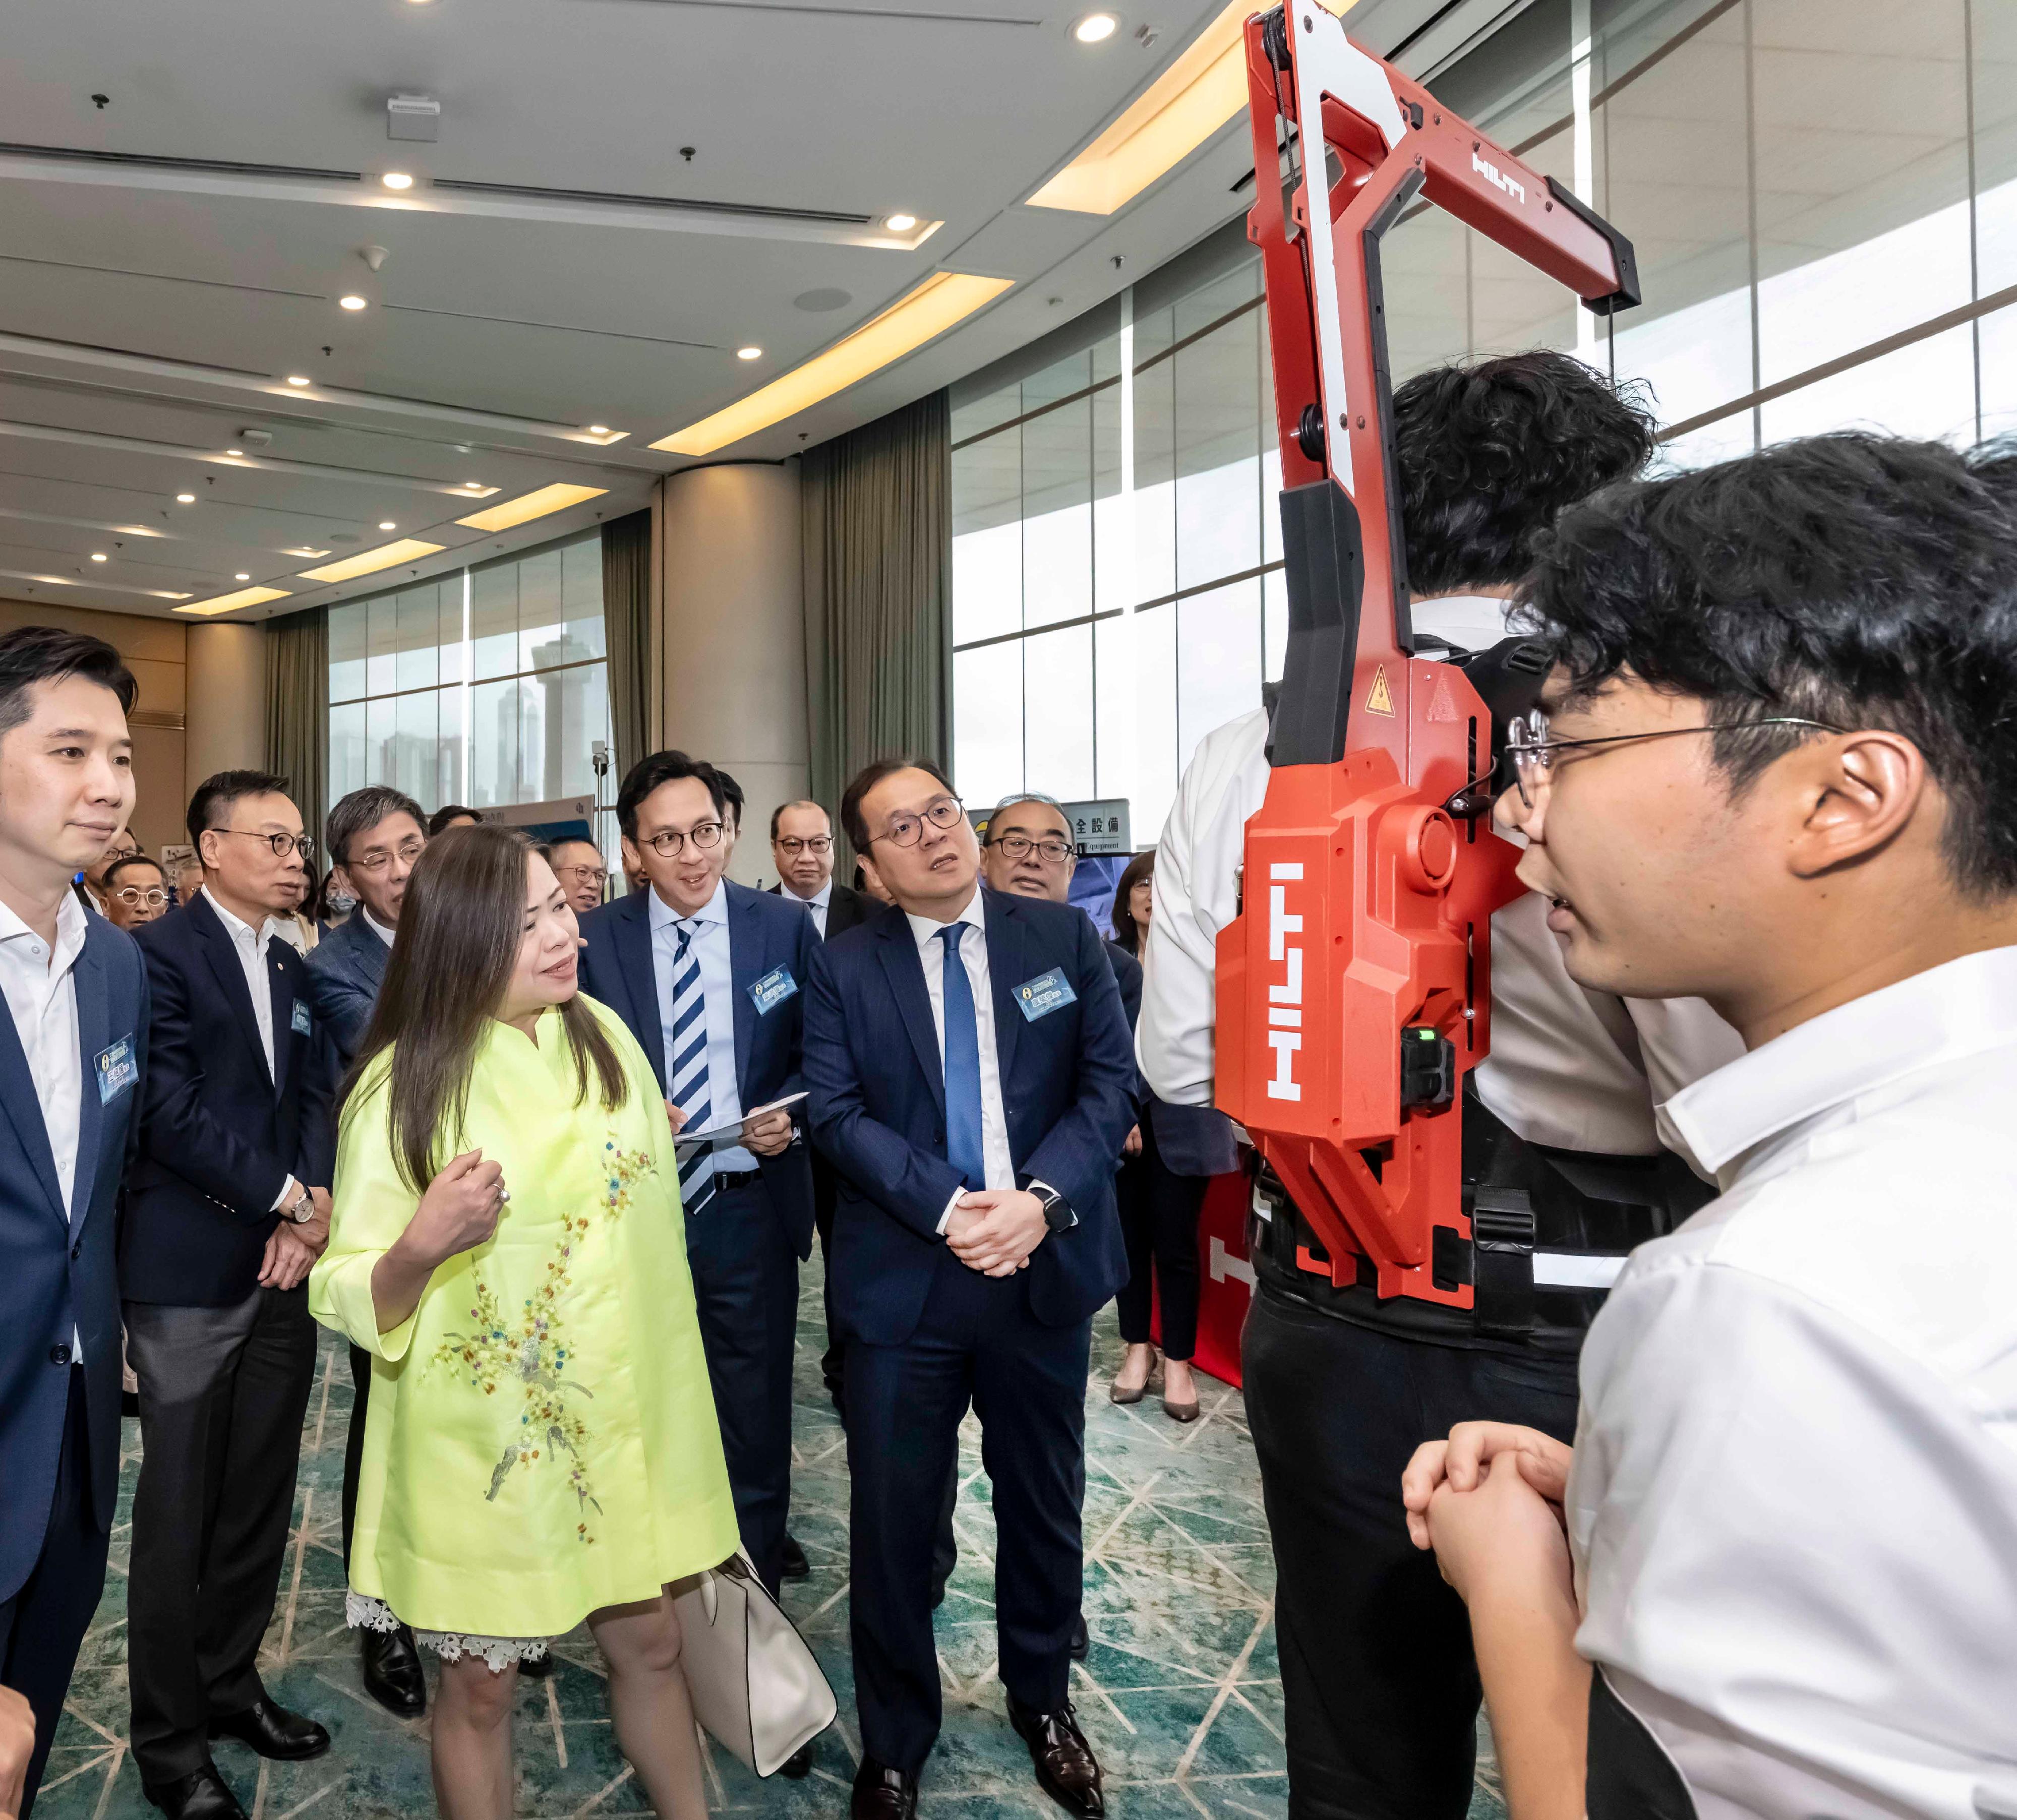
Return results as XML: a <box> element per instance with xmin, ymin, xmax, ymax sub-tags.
<box><xmin>1587</xmin><ymin>1668</ymin><xmax>1698</xmax><ymax>1820</ymax></box>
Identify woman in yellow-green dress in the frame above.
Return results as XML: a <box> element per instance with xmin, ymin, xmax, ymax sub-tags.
<box><xmin>309</xmin><ymin>825</ymin><xmax>737</xmax><ymax>1820</ymax></box>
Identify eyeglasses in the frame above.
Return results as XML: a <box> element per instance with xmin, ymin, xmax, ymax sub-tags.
<box><xmin>111</xmin><ymin>886</ymin><xmax>168</xmax><ymax>908</ymax></box>
<box><xmin>989</xmin><ymin>832</ymin><xmax>1073</xmax><ymax>865</ymax></box>
<box><xmin>557</xmin><ymin>863</ymin><xmax>608</xmax><ymax>887</ymax></box>
<box><xmin>346</xmin><ymin>838</ymin><xmax>425</xmax><ymax>876</ymax></box>
<box><xmin>776</xmin><ymin>835</ymin><xmax>833</xmax><ymax>857</ymax></box>
<box><xmin>213</xmin><ymin>828</ymin><xmax>315</xmax><ymax>863</ymax></box>
<box><xmin>638</xmin><ymin>821</ymin><xmax>724</xmax><ymax>858</ymax></box>
<box><xmin>872</xmin><ymin>796</ymin><xmax>966</xmax><ymax>849</ymax></box>
<box><xmin>1499</xmin><ymin>708</ymin><xmax>1843</xmax><ymax>809</ymax></box>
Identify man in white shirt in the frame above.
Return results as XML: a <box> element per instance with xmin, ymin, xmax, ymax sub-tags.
<box><xmin>547</xmin><ymin>836</ymin><xmax>608</xmax><ymax>918</ymax></box>
<box><xmin>0</xmin><ymin>628</ymin><xmax>149</xmax><ymax>1819</ymax></box>
<box><xmin>769</xmin><ymin>799</ymin><xmax>873</xmax><ymax>941</ymax></box>
<box><xmin>1406</xmin><ymin>432</ymin><xmax>2017</xmax><ymax>1818</ymax></box>
<box><xmin>1138</xmin><ymin>352</ymin><xmax>1739</xmax><ymax>1819</ymax></box>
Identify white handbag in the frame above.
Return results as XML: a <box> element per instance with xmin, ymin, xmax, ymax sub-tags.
<box><xmin>673</xmin><ymin>1549</ymin><xmax>837</xmax><ymax>1777</ymax></box>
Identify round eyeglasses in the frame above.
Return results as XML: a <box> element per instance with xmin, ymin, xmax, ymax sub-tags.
<box><xmin>638</xmin><ymin>821</ymin><xmax>724</xmax><ymax>858</ymax></box>
<box><xmin>872</xmin><ymin>796</ymin><xmax>966</xmax><ymax>849</ymax></box>
<box><xmin>989</xmin><ymin>833</ymin><xmax>1073</xmax><ymax>865</ymax></box>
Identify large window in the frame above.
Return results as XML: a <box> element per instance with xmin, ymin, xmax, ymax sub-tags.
<box><xmin>327</xmin><ymin>533</ymin><xmax>609</xmax><ymax>817</ymax></box>
<box><xmin>954</xmin><ymin>0</ymin><xmax>2017</xmax><ymax>842</ymax></box>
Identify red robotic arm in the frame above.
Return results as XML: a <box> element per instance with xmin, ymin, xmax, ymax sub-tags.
<box><xmin>1214</xmin><ymin>0</ymin><xmax>1640</xmax><ymax>1306</ymax></box>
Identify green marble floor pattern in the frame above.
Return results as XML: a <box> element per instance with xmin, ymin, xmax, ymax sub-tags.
<box><xmin>40</xmin><ymin>1265</ymin><xmax>1507</xmax><ymax>1819</ymax></box>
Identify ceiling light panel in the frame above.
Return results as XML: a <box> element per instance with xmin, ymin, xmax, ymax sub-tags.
<box><xmin>652</xmin><ymin>272</ymin><xmax>1014</xmax><ymax>458</ymax></box>
<box><xmin>1028</xmin><ymin>0</ymin><xmax>1275</xmax><ymax>214</ymax></box>
<box><xmin>296</xmin><ymin>539</ymin><xmax>445</xmax><ymax>583</ymax></box>
<box><xmin>176</xmin><ymin>585</ymin><xmax>292</xmax><ymax>617</ymax></box>
<box><xmin>455</xmin><ymin>483</ymin><xmax>609</xmax><ymax>533</ymax></box>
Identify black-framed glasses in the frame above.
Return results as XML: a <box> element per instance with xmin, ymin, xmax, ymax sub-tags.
<box><xmin>873</xmin><ymin>796</ymin><xmax>966</xmax><ymax>850</ymax></box>
<box><xmin>776</xmin><ymin>835</ymin><xmax>833</xmax><ymax>857</ymax></box>
<box><xmin>214</xmin><ymin>828</ymin><xmax>315</xmax><ymax>863</ymax></box>
<box><xmin>346</xmin><ymin>838</ymin><xmax>425</xmax><ymax>876</ymax></box>
<box><xmin>639</xmin><ymin>821</ymin><xmax>724</xmax><ymax>858</ymax></box>
<box><xmin>1500</xmin><ymin>708</ymin><xmax>1844</xmax><ymax>809</ymax></box>
<box><xmin>111</xmin><ymin>886</ymin><xmax>168</xmax><ymax>908</ymax></box>
<box><xmin>990</xmin><ymin>832</ymin><xmax>1073</xmax><ymax>865</ymax></box>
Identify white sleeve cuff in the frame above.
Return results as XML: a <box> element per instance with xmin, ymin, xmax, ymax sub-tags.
<box><xmin>937</xmin><ymin>1187</ymin><xmax>966</xmax><ymax>1235</ymax></box>
<box><xmin>272</xmin><ymin>1175</ymin><xmax>302</xmax><ymax>1215</ymax></box>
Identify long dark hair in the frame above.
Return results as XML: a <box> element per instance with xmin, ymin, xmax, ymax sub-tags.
<box><xmin>1111</xmin><ymin>849</ymin><xmax>1155</xmax><ymax>955</ymax></box>
<box><xmin>343</xmin><ymin>824</ymin><xmax>628</xmax><ymax>1193</ymax></box>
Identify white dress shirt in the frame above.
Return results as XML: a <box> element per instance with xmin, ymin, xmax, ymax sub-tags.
<box><xmin>362</xmin><ymin>906</ymin><xmax>395</xmax><ymax>948</ymax></box>
<box><xmin>907</xmin><ymin>890</ymin><xmax>1016</xmax><ymax>1227</ymax></box>
<box><xmin>1569</xmin><ymin>946</ymin><xmax>2017</xmax><ymax>1819</ymax></box>
<box><xmin>203</xmin><ymin>887</ymin><xmax>300</xmax><ymax>1212</ymax></box>
<box><xmin>786</xmin><ymin>878</ymin><xmax>834</xmax><ymax>939</ymax></box>
<box><xmin>649</xmin><ymin>881</ymin><xmax>753</xmax><ymax>1172</ymax></box>
<box><xmin>1135</xmin><ymin>598</ymin><xmax>1742</xmax><ymax>1159</ymax></box>
<box><xmin>0</xmin><ymin>890</ymin><xmax>89</xmax><ymax>1357</ymax></box>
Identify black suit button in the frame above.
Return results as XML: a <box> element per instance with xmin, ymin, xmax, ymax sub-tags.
<box><xmin>49</xmin><ymin>1343</ymin><xmax>71</xmax><ymax>1366</ymax></box>
<box><xmin>71</xmin><ymin>1240</ymin><xmax>82</xmax><ymax>1260</ymax></box>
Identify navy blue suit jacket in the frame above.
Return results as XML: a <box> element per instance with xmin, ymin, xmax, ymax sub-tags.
<box><xmin>305</xmin><ymin>912</ymin><xmax>389</xmax><ymax>1067</ymax></box>
<box><xmin>0</xmin><ymin>912</ymin><xmax>147</xmax><ymax>1596</ymax></box>
<box><xmin>123</xmin><ymin>894</ymin><xmax>338</xmax><ymax>1308</ymax></box>
<box><xmin>803</xmin><ymin>887</ymin><xmax>1136</xmax><ymax>1346</ymax></box>
<box><xmin>577</xmin><ymin>880</ymin><xmax>817</xmax><ymax>1257</ymax></box>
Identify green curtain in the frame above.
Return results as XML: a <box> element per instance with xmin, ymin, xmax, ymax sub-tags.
<box><xmin>264</xmin><ymin>606</ymin><xmax>328</xmax><ymax>862</ymax></box>
<box><xmin>601</xmin><ymin>508</ymin><xmax>654</xmax><ymax>781</ymax></box>
<box><xmin>800</xmin><ymin>389</ymin><xmax>951</xmax><ymax>864</ymax></box>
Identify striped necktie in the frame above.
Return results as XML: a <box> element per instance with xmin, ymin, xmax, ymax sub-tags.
<box><xmin>668</xmin><ymin>921</ymin><xmax>715</xmax><ymax>1219</ymax></box>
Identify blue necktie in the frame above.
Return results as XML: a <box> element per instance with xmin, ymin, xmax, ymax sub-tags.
<box><xmin>938</xmin><ymin>923</ymin><xmax>986</xmax><ymax>1191</ymax></box>
<box><xmin>667</xmin><ymin>922</ymin><xmax>716</xmax><ymax>1219</ymax></box>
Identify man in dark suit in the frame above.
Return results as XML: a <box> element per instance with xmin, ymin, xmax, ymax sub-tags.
<box><xmin>124</xmin><ymin>771</ymin><xmax>337</xmax><ymax>1820</ymax></box>
<box><xmin>805</xmin><ymin>758</ymin><xmax>1135</xmax><ymax>1820</ymax></box>
<box><xmin>303</xmin><ymin>784</ymin><xmax>429</xmax><ymax>1718</ymax></box>
<box><xmin>0</xmin><ymin>629</ymin><xmax>150</xmax><ymax>1818</ymax></box>
<box><xmin>577</xmin><ymin>753</ymin><xmax>817</xmax><ymax>1621</ymax></box>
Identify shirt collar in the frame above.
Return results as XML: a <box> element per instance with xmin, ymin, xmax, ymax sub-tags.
<box><xmin>907</xmin><ymin>886</ymin><xmax>985</xmax><ymax>955</ymax></box>
<box><xmin>0</xmin><ymin>887</ymin><xmax>89</xmax><ymax>974</ymax></box>
<box><xmin>648</xmin><ymin>875</ymin><xmax>728</xmax><ymax>934</ymax></box>
<box><xmin>362</xmin><ymin>906</ymin><xmax>396</xmax><ymax>948</ymax></box>
<box><xmin>1410</xmin><ymin>593</ymin><xmax>1516</xmax><ymax>653</ymax></box>
<box><xmin>203</xmin><ymin>885</ymin><xmax>280</xmax><ymax>948</ymax></box>
<box><xmin>1664</xmin><ymin>946</ymin><xmax>2017</xmax><ymax>1177</ymax></box>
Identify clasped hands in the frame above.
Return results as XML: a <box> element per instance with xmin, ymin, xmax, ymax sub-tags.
<box><xmin>258</xmin><ymin>1182</ymin><xmax>332</xmax><ymax>1291</ymax></box>
<box><xmin>1401</xmin><ymin>1421</ymin><xmax>1577</xmax><ymax>1610</ymax></box>
<box><xmin>946</xmin><ymin>1189</ymin><xmax>1047</xmax><ymax>1277</ymax></box>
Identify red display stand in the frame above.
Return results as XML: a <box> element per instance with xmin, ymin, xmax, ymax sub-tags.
<box><xmin>1177</xmin><ymin>1172</ymin><xmax>1254</xmax><ymax>1390</ymax></box>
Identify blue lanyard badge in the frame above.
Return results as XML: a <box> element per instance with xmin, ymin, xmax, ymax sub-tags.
<box><xmin>1014</xmin><ymin>969</ymin><xmax>1077</xmax><ymax>1022</ymax></box>
<box><xmin>96</xmin><ymin>1036</ymin><xmax>138</xmax><ymax>1105</ymax></box>
<box><xmin>290</xmin><ymin>998</ymin><xmax>313</xmax><ymax>1036</ymax></box>
<box><xmin>747</xmin><ymin>966</ymin><xmax>799</xmax><ymax>1016</ymax></box>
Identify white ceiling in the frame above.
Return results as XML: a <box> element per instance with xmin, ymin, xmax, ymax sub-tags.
<box><xmin>0</xmin><ymin>0</ymin><xmax>1440</xmax><ymax>621</ymax></box>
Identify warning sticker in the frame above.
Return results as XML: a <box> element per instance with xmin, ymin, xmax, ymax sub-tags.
<box><xmin>1365</xmin><ymin>664</ymin><xmax>1395</xmax><ymax>716</ymax></box>
<box><xmin>1425</xmin><ymin>674</ymin><xmax>1458</xmax><ymax>722</ymax></box>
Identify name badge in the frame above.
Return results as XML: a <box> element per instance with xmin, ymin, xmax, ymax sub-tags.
<box><xmin>1015</xmin><ymin>969</ymin><xmax>1077</xmax><ymax>1023</ymax></box>
<box><xmin>96</xmin><ymin>1036</ymin><xmax>138</xmax><ymax>1105</ymax></box>
<box><xmin>290</xmin><ymin>999</ymin><xmax>313</xmax><ymax>1036</ymax></box>
<box><xmin>747</xmin><ymin>966</ymin><xmax>799</xmax><ymax>1016</ymax></box>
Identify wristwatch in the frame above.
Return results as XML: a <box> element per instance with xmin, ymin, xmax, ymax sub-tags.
<box><xmin>1031</xmin><ymin>1183</ymin><xmax>1076</xmax><ymax>1234</ymax></box>
<box><xmin>281</xmin><ymin>1185</ymin><xmax>316</xmax><ymax>1226</ymax></box>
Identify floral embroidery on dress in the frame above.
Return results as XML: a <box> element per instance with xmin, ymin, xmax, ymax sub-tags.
<box><xmin>432</xmin><ymin>1134</ymin><xmax>656</xmax><ymax>1544</ymax></box>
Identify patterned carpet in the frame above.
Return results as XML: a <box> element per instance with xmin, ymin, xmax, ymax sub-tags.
<box><xmin>38</xmin><ymin>1264</ymin><xmax>1506</xmax><ymax>1818</ymax></box>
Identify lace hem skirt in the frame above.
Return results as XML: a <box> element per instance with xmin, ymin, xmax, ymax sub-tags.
<box><xmin>346</xmin><ymin>1591</ymin><xmax>553</xmax><ymax>1675</ymax></box>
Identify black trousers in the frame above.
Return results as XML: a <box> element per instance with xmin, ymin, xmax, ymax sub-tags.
<box><xmin>811</xmin><ymin>1157</ymin><xmax>847</xmax><ymax>1412</ymax></box>
<box><xmin>685</xmin><ymin>1175</ymin><xmax>798</xmax><ymax>1597</ymax></box>
<box><xmin>0</xmin><ymin>1369</ymin><xmax>109</xmax><ymax>1819</ymax></box>
<box><xmin>848</xmin><ymin>1253</ymin><xmax>1090</xmax><ymax>1775</ymax></box>
<box><xmin>1242</xmin><ymin>1282</ymin><xmax>1580</xmax><ymax>1820</ymax></box>
<box><xmin>340</xmin><ymin>1345</ymin><xmax>370</xmax><ymax>1571</ymax></box>
<box><xmin>124</xmin><ymin>1286</ymin><xmax>316</xmax><ymax>1785</ymax></box>
<box><xmin>1114</xmin><ymin>1119</ymin><xmax>1208</xmax><ymax>1360</ymax></box>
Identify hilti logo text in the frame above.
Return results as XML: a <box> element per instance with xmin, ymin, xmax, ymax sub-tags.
<box><xmin>1266</xmin><ymin>862</ymin><xmax>1303</xmax><ymax>1102</ymax></box>
<box><xmin>1471</xmin><ymin>150</ymin><xmax>1526</xmax><ymax>205</ymax></box>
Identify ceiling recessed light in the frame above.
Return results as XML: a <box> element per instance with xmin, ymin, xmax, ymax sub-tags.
<box><xmin>883</xmin><ymin>212</ymin><xmax>919</xmax><ymax>233</ymax></box>
<box><xmin>382</xmin><ymin>171</ymin><xmax>414</xmax><ymax>190</ymax></box>
<box><xmin>296</xmin><ymin>539</ymin><xmax>444</xmax><ymax>585</ymax></box>
<box><xmin>226</xmin><ymin>448</ymin><xmax>243</xmax><ymax>456</ymax></box>
<box><xmin>176</xmin><ymin>585</ymin><xmax>291</xmax><ymax>618</ymax></box>
<box><xmin>338</xmin><ymin>294</ymin><xmax>368</xmax><ymax>311</ymax></box>
<box><xmin>286</xmin><ymin>375</ymin><xmax>311</xmax><ymax>386</ymax></box>
<box><xmin>234</xmin><ymin>572</ymin><xmax>251</xmax><ymax>581</ymax></box>
<box><xmin>379</xmin><ymin>521</ymin><xmax>397</xmax><ymax>531</ymax></box>
<box><xmin>1072</xmin><ymin>11</ymin><xmax>1119</xmax><ymax>42</ymax></box>
<box><xmin>176</xmin><ymin>492</ymin><xmax>196</xmax><ymax>504</ymax></box>
<box><xmin>456</xmin><ymin>482</ymin><xmax>609</xmax><ymax>533</ymax></box>
<box><xmin>588</xmin><ymin>424</ymin><xmax>610</xmax><ymax>436</ymax></box>
<box><xmin>463</xmin><ymin>479</ymin><xmax>481</xmax><ymax>487</ymax></box>
<box><xmin>90</xmin><ymin>553</ymin><xmax>107</xmax><ymax>563</ymax></box>
<box><xmin>736</xmin><ymin>346</ymin><xmax>763</xmax><ymax>361</ymax></box>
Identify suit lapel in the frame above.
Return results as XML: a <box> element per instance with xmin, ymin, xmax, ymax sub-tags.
<box><xmin>984</xmin><ymin>890</ymin><xmax>1025</xmax><ymax>1088</ymax></box>
<box><xmin>191</xmin><ymin>894</ymin><xmax>270</xmax><ymax>1078</ymax></box>
<box><xmin>725</xmin><ymin>885</ymin><xmax>757</xmax><ymax>1105</ymax></box>
<box><xmin>876</xmin><ymin>917</ymin><xmax>945</xmax><ymax>1116</ymax></box>
<box><xmin>69</xmin><ymin>940</ymin><xmax>109</xmax><ymax>1228</ymax></box>
<box><xmin>268</xmin><ymin>940</ymin><xmax>295</xmax><ymax>1100</ymax></box>
<box><xmin>0</xmin><ymin>969</ymin><xmax>66</xmax><ymax>1226</ymax></box>
<box><xmin>612</xmin><ymin>892</ymin><xmax>664</xmax><ymax>1089</ymax></box>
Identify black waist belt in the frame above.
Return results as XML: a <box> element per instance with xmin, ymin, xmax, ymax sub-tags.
<box><xmin>713</xmin><ymin>1169</ymin><xmax>762</xmax><ymax>1192</ymax></box>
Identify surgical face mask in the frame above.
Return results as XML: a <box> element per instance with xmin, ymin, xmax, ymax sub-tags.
<box><xmin>328</xmin><ymin>892</ymin><xmax>358</xmax><ymax>917</ymax></box>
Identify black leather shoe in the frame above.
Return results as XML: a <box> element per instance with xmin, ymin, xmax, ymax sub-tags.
<box><xmin>1069</xmin><ymin>1613</ymin><xmax>1089</xmax><ymax>1662</ymax></box>
<box><xmin>1007</xmin><ymin>1695</ymin><xmax>1104</xmax><ymax>1819</ymax></box>
<box><xmin>362</xmin><ymin>1622</ymin><xmax>427</xmax><ymax>1718</ymax></box>
<box><xmin>781</xmin><ymin>1533</ymin><xmax>811</xmax><ymax>1580</ymax></box>
<box><xmin>518</xmin><ymin>1646</ymin><xmax>554</xmax><ymax>1679</ymax></box>
<box><xmin>144</xmin><ymin>1764</ymin><xmax>248</xmax><ymax>1820</ymax></box>
<box><xmin>850</xmin><ymin>1758</ymin><xmax>919</xmax><ymax>1820</ymax></box>
<box><xmin>778</xmin><ymin>1742</ymin><xmax>814</xmax><ymax>1779</ymax></box>
<box><xmin>206</xmin><ymin>1698</ymin><xmax>330</xmax><ymax>1762</ymax></box>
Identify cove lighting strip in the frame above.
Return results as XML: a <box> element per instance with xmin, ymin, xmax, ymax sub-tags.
<box><xmin>651</xmin><ymin>272</ymin><xmax>1015</xmax><ymax>457</ymax></box>
<box><xmin>457</xmin><ymin>482</ymin><xmax>608</xmax><ymax>532</ymax></box>
<box><xmin>1027</xmin><ymin>0</ymin><xmax>1354</xmax><ymax>214</ymax></box>
<box><xmin>176</xmin><ymin>585</ymin><xmax>292</xmax><ymax>617</ymax></box>
<box><xmin>296</xmin><ymin>538</ymin><xmax>446</xmax><ymax>584</ymax></box>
